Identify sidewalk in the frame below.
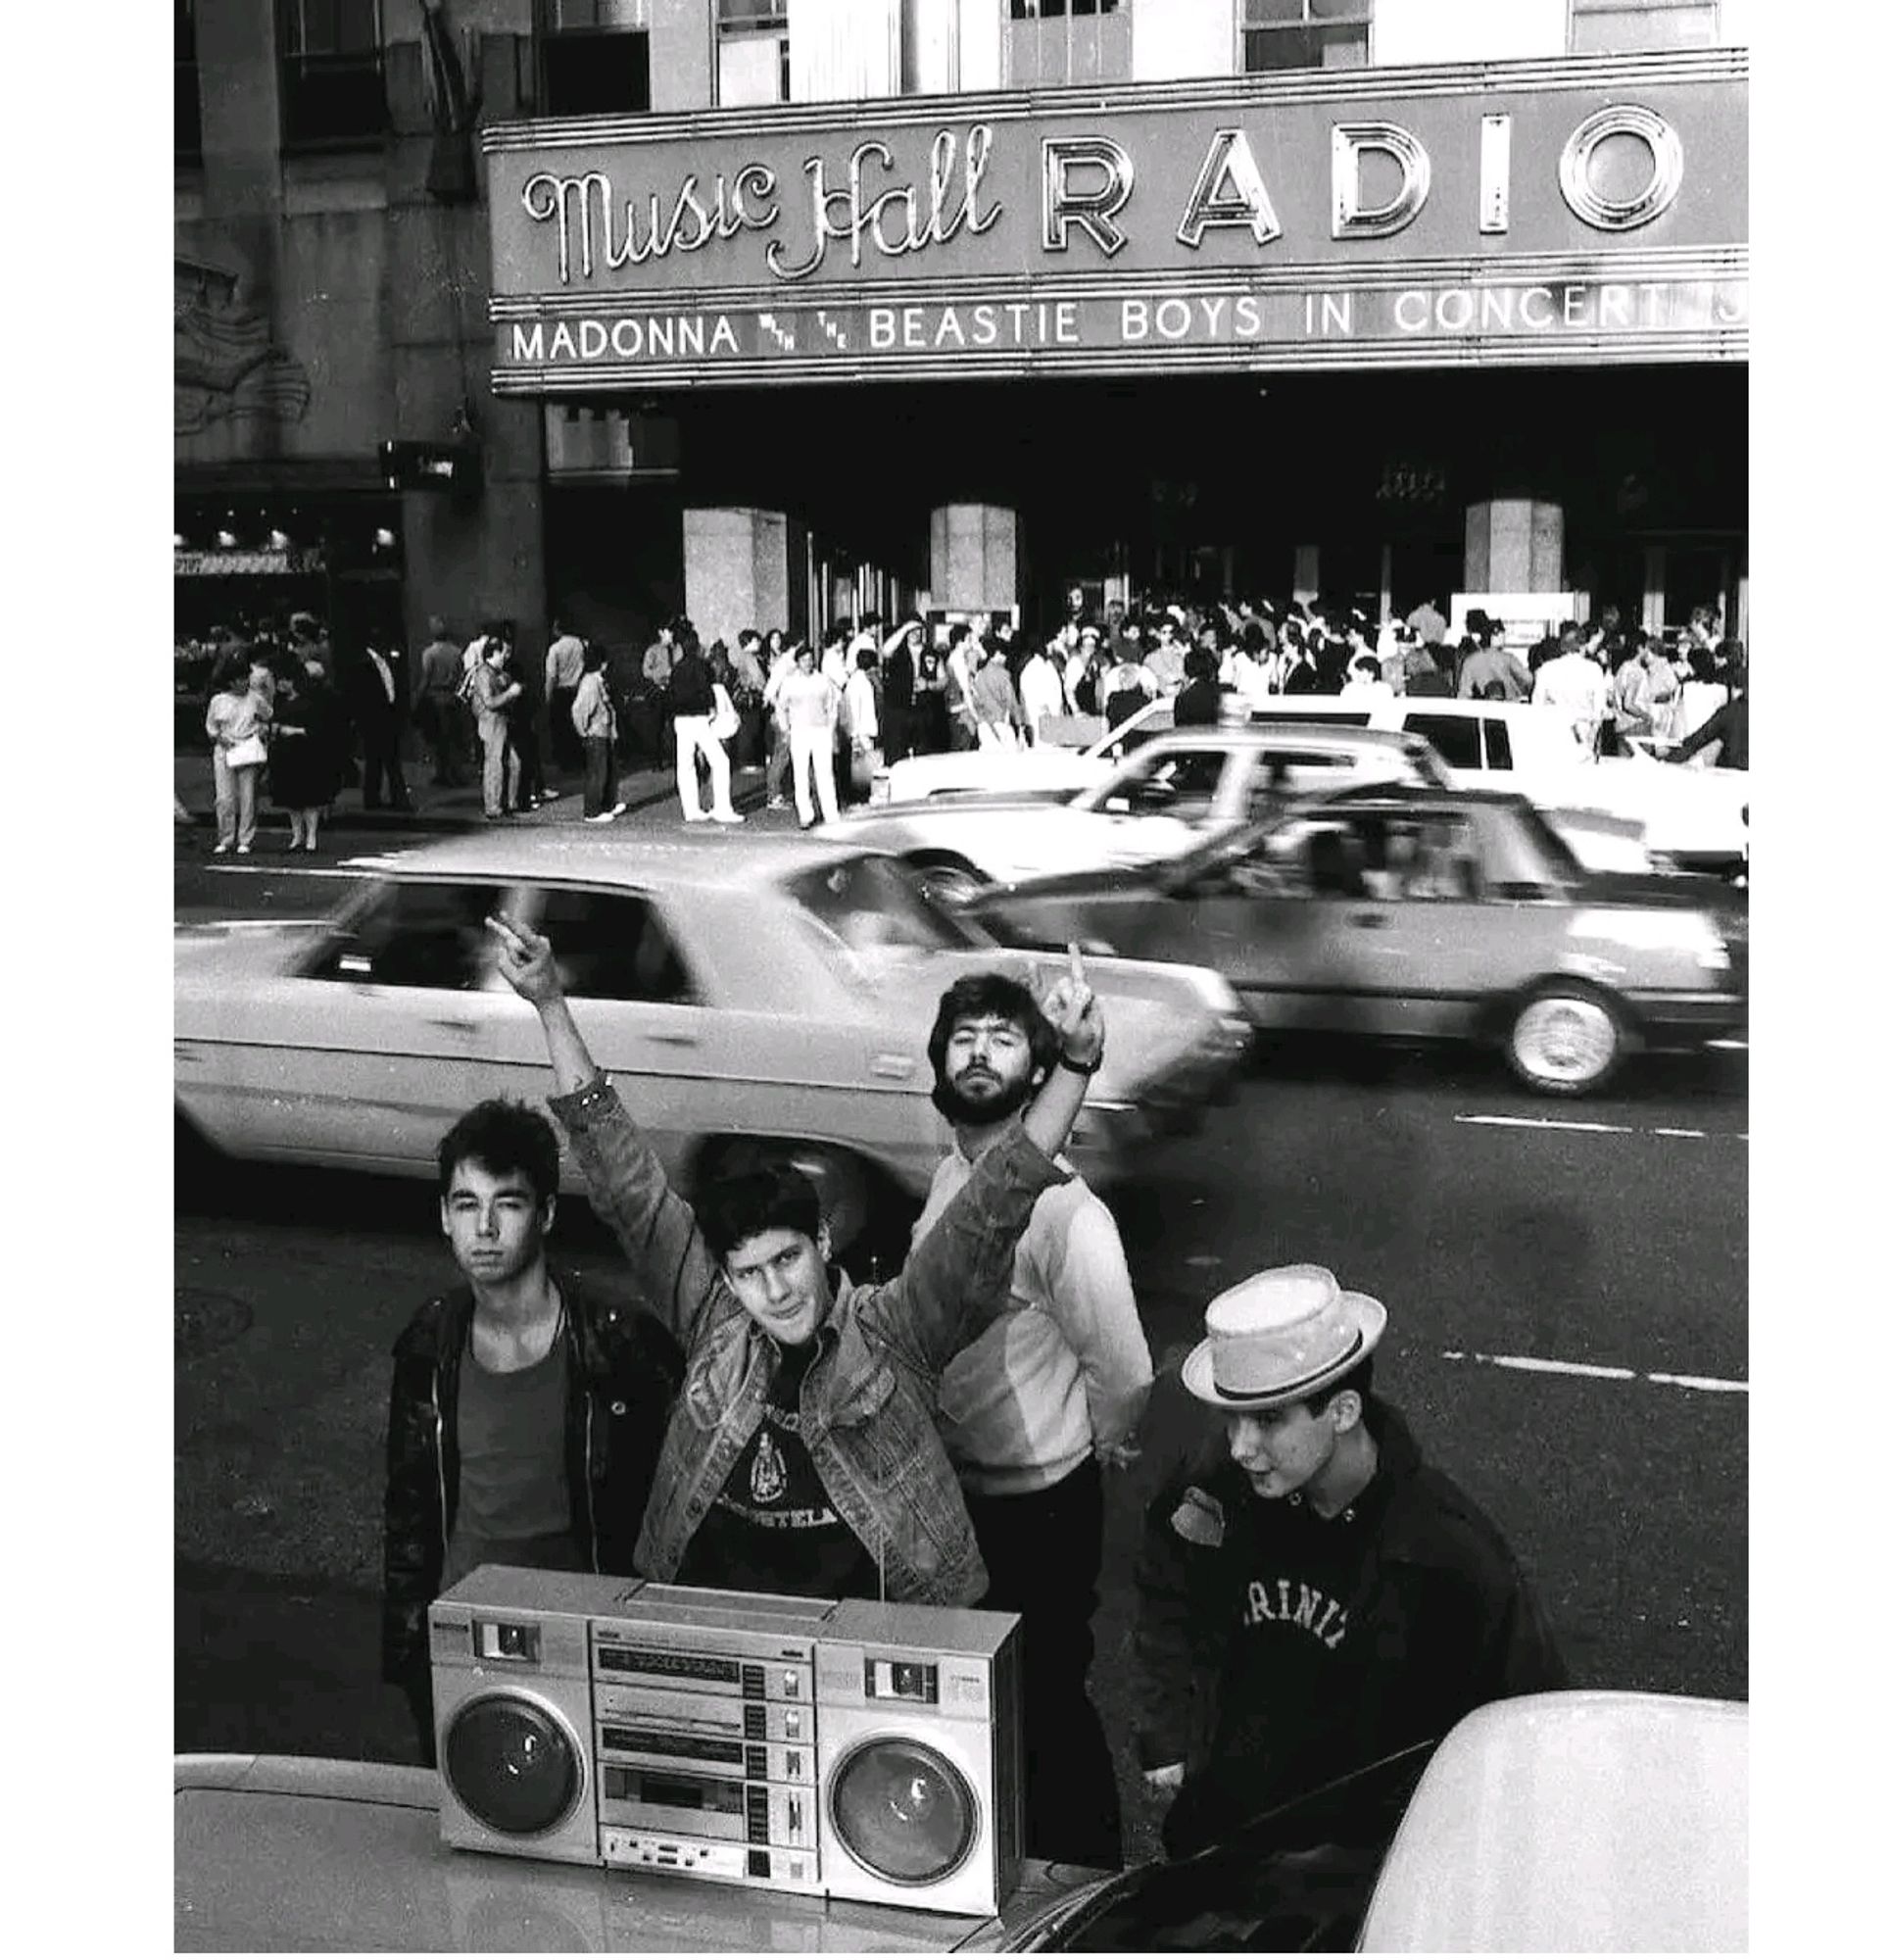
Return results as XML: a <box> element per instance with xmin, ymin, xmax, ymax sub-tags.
<box><xmin>173</xmin><ymin>750</ymin><xmax>786</xmax><ymax>837</ymax></box>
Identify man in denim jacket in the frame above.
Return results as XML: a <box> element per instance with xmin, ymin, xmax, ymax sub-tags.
<box><xmin>487</xmin><ymin>913</ymin><xmax>1106</xmax><ymax>1606</ymax></box>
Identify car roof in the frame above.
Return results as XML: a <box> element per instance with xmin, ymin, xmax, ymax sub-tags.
<box><xmin>341</xmin><ymin>830</ymin><xmax>883</xmax><ymax>892</ymax></box>
<box><xmin>1304</xmin><ymin>781</ymin><xmax>1535</xmax><ymax>814</ymax></box>
<box><xmin>1150</xmin><ymin>722</ymin><xmax>1426</xmax><ymax>754</ymax></box>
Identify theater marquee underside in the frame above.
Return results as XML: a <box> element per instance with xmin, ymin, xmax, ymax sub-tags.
<box><xmin>483</xmin><ymin>48</ymin><xmax>1746</xmax><ymax>392</ymax></box>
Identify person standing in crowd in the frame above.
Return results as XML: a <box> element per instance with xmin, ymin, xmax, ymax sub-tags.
<box><xmin>762</xmin><ymin>631</ymin><xmax>799</xmax><ymax>810</ymax></box>
<box><xmin>1667</xmin><ymin>649</ymin><xmax>1747</xmax><ymax>769</ymax></box>
<box><xmin>573</xmin><ymin>642</ymin><xmax>626</xmax><ymax>824</ymax></box>
<box><xmin>1400</xmin><ymin>629</ymin><xmax>1450</xmax><ymax>697</ymax></box>
<box><xmin>1532</xmin><ymin>624</ymin><xmax>1611</xmax><ymax>753</ymax></box>
<box><xmin>1103</xmin><ymin>640</ymin><xmax>1159</xmax><ymax>727</ymax></box>
<box><xmin>1223</xmin><ymin>623</ymin><xmax>1273</xmax><ymax>709</ymax></box>
<box><xmin>1674</xmin><ymin>642</ymin><xmax>1729</xmax><ymax>741</ymax></box>
<box><xmin>354</xmin><ymin>628</ymin><xmax>414</xmax><ymax>813</ymax></box>
<box><xmin>1144</xmin><ymin>617</ymin><xmax>1189</xmax><ymax>697</ymax></box>
<box><xmin>1405</xmin><ymin>595</ymin><xmax>1447</xmax><ymax>650</ymax></box>
<box><xmin>969</xmin><ymin>639</ymin><xmax>1027</xmax><ymax>749</ymax></box>
<box><xmin>729</xmin><ymin>629</ymin><xmax>769</xmax><ymax>774</ymax></box>
<box><xmin>641</xmin><ymin>616</ymin><xmax>678</xmax><ymax>765</ymax></box>
<box><xmin>1136</xmin><ymin>1265</ymin><xmax>1567</xmax><ymax>1860</ymax></box>
<box><xmin>471</xmin><ymin>630</ymin><xmax>523</xmax><ymax>821</ymax></box>
<box><xmin>380</xmin><ymin>1097</ymin><xmax>684</xmax><ymax>1765</ymax></box>
<box><xmin>780</xmin><ymin>641</ymin><xmax>842</xmax><ymax>826</ymax></box>
<box><xmin>1339</xmin><ymin>655</ymin><xmax>1394</xmax><ymax>708</ymax></box>
<box><xmin>1174</xmin><ymin>647</ymin><xmax>1225</xmax><ymax>727</ymax></box>
<box><xmin>879</xmin><ymin>619</ymin><xmax>920</xmax><ymax>764</ymax></box>
<box><xmin>844</xmin><ymin>647</ymin><xmax>882</xmax><ymax>802</ymax></box>
<box><xmin>1018</xmin><ymin>635</ymin><xmax>1065</xmax><ymax>744</ymax></box>
<box><xmin>665</xmin><ymin>626</ymin><xmax>741</xmax><ymax>824</ymax></box>
<box><xmin>483</xmin><ymin>917</ymin><xmax>1106</xmax><ymax>1612</ymax></box>
<box><xmin>415</xmin><ymin>616</ymin><xmax>470</xmax><ymax>786</ymax></box>
<box><xmin>268</xmin><ymin>660</ymin><xmax>346</xmax><ymax>852</ymax></box>
<box><xmin>910</xmin><ymin>633</ymin><xmax>949</xmax><ymax>757</ymax></box>
<box><xmin>909</xmin><ymin>972</ymin><xmax>1149</xmax><ymax>1870</ymax></box>
<box><xmin>206</xmin><ymin>655</ymin><xmax>274</xmax><ymax>855</ymax></box>
<box><xmin>1456</xmin><ymin>624</ymin><xmax>1531</xmax><ymax>701</ymax></box>
<box><xmin>943</xmin><ymin>622</ymin><xmax>981</xmax><ymax>752</ymax></box>
<box><xmin>1062</xmin><ymin>625</ymin><xmax>1099</xmax><ymax>715</ymax></box>
<box><xmin>504</xmin><ymin>629</ymin><xmax>556</xmax><ymax>810</ymax></box>
<box><xmin>544</xmin><ymin>615</ymin><xmax>587</xmax><ymax>778</ymax></box>
<box><xmin>1621</xmin><ymin>630</ymin><xmax>1683</xmax><ymax>747</ymax></box>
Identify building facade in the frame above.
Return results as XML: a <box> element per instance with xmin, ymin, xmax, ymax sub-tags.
<box><xmin>176</xmin><ymin>1</ymin><xmax>1748</xmax><ymax>665</ymax></box>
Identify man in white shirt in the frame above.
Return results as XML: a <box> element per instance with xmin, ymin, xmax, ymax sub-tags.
<box><xmin>1531</xmin><ymin>625</ymin><xmax>1611</xmax><ymax>753</ymax></box>
<box><xmin>543</xmin><ymin>616</ymin><xmax>587</xmax><ymax>776</ymax></box>
<box><xmin>778</xmin><ymin>643</ymin><xmax>842</xmax><ymax>826</ymax></box>
<box><xmin>1338</xmin><ymin>655</ymin><xmax>1395</xmax><ymax>707</ymax></box>
<box><xmin>1018</xmin><ymin>638</ymin><xmax>1066</xmax><ymax>744</ymax></box>
<box><xmin>907</xmin><ymin>972</ymin><xmax>1152</xmax><ymax>1869</ymax></box>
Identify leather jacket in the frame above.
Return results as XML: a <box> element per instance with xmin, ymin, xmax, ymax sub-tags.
<box><xmin>547</xmin><ymin>1075</ymin><xmax>1070</xmax><ymax>1605</ymax></box>
<box><xmin>380</xmin><ymin>1270</ymin><xmax>683</xmax><ymax>1684</ymax></box>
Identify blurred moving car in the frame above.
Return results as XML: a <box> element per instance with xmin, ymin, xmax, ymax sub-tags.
<box><xmin>827</xmin><ymin>726</ymin><xmax>1454</xmax><ymax>907</ymax></box>
<box><xmin>1205</xmin><ymin>695</ymin><xmax>1748</xmax><ymax>877</ymax></box>
<box><xmin>999</xmin><ymin>1691</ymin><xmax>1748</xmax><ymax>1952</ymax></box>
<box><xmin>174</xmin><ymin>832</ymin><xmax>1248</xmax><ymax>1254</ymax></box>
<box><xmin>885</xmin><ymin>698</ymin><xmax>1176</xmax><ymax>802</ymax></box>
<box><xmin>176</xmin><ymin>1692</ymin><xmax>1745</xmax><ymax>1952</ymax></box>
<box><xmin>963</xmin><ymin>785</ymin><xmax>1746</xmax><ymax>1097</ymax></box>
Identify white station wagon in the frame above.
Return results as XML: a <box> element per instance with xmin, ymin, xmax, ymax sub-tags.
<box><xmin>174</xmin><ymin>832</ymin><xmax>1249</xmax><ymax>1257</ymax></box>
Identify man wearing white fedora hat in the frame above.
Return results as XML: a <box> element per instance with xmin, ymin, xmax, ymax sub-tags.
<box><xmin>1134</xmin><ymin>1264</ymin><xmax>1565</xmax><ymax>1861</ymax></box>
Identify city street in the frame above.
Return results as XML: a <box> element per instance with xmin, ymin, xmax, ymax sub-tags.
<box><xmin>174</xmin><ymin>804</ymin><xmax>1747</xmax><ymax>1868</ymax></box>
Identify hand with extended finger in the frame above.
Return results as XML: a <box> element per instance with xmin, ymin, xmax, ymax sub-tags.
<box><xmin>487</xmin><ymin>912</ymin><xmax>564</xmax><ymax>1007</ymax></box>
<box><xmin>1142</xmin><ymin>1762</ymin><xmax>1186</xmax><ymax>1792</ymax></box>
<box><xmin>1037</xmin><ymin>942</ymin><xmax>1105</xmax><ymax>1072</ymax></box>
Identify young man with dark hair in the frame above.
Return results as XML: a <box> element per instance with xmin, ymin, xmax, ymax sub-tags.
<box><xmin>1135</xmin><ymin>1265</ymin><xmax>1565</xmax><ymax>1861</ymax></box>
<box><xmin>485</xmin><ymin>916</ymin><xmax>1105</xmax><ymax>1610</ymax></box>
<box><xmin>911</xmin><ymin>971</ymin><xmax>1151</xmax><ymax>1869</ymax></box>
<box><xmin>381</xmin><ymin>1100</ymin><xmax>684</xmax><ymax>1764</ymax></box>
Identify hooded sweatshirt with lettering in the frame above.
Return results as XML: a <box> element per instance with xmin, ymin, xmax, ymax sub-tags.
<box><xmin>1133</xmin><ymin>1399</ymin><xmax>1566</xmax><ymax>1853</ymax></box>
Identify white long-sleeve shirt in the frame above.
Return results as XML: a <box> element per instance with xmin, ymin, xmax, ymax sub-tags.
<box><xmin>844</xmin><ymin>668</ymin><xmax>879</xmax><ymax>743</ymax></box>
<box><xmin>1019</xmin><ymin>653</ymin><xmax>1065</xmax><ymax>735</ymax></box>
<box><xmin>912</xmin><ymin>1146</ymin><xmax>1152</xmax><ymax>1496</ymax></box>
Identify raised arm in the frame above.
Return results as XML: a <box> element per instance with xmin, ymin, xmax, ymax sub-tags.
<box><xmin>488</xmin><ymin>913</ymin><xmax>724</xmax><ymax>1345</ymax></box>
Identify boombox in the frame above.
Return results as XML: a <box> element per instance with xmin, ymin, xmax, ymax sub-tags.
<box><xmin>428</xmin><ymin>1568</ymin><xmax>1024</xmax><ymax>1917</ymax></box>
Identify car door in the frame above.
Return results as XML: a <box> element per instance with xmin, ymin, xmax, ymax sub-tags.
<box><xmin>216</xmin><ymin>876</ymin><xmax>514</xmax><ymax>1169</ymax></box>
<box><xmin>1071</xmin><ymin>742</ymin><xmax>1235</xmax><ymax>864</ymax></box>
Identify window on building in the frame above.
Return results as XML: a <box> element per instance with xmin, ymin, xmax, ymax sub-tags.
<box><xmin>540</xmin><ymin>0</ymin><xmax>652</xmax><ymax>117</ymax></box>
<box><xmin>1241</xmin><ymin>0</ymin><xmax>1372</xmax><ymax>73</ymax></box>
<box><xmin>717</xmin><ymin>0</ymin><xmax>790</xmax><ymax>108</ymax></box>
<box><xmin>277</xmin><ymin>0</ymin><xmax>387</xmax><ymax>148</ymax></box>
<box><xmin>1007</xmin><ymin>0</ymin><xmax>1131</xmax><ymax>86</ymax></box>
<box><xmin>177</xmin><ymin>2</ymin><xmax>202</xmax><ymax>160</ymax></box>
<box><xmin>1569</xmin><ymin>0</ymin><xmax>1721</xmax><ymax>52</ymax></box>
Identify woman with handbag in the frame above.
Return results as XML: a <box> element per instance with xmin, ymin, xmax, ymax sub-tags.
<box><xmin>268</xmin><ymin>659</ymin><xmax>349</xmax><ymax>853</ymax></box>
<box><xmin>206</xmin><ymin>657</ymin><xmax>273</xmax><ymax>855</ymax></box>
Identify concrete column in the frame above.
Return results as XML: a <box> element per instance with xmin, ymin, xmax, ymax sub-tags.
<box><xmin>929</xmin><ymin>505</ymin><xmax>1018</xmax><ymax>612</ymax></box>
<box><xmin>1463</xmin><ymin>498</ymin><xmax>1564</xmax><ymax>594</ymax></box>
<box><xmin>650</xmin><ymin>0</ymin><xmax>714</xmax><ymax>112</ymax></box>
<box><xmin>686</xmin><ymin>508</ymin><xmax>793</xmax><ymax>651</ymax></box>
<box><xmin>1642</xmin><ymin>543</ymin><xmax>1668</xmax><ymax>636</ymax></box>
<box><xmin>1292</xmin><ymin>546</ymin><xmax>1319</xmax><ymax>607</ymax></box>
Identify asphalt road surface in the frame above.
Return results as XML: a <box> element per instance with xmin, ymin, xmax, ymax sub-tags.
<box><xmin>174</xmin><ymin>824</ymin><xmax>1747</xmax><ymax>1869</ymax></box>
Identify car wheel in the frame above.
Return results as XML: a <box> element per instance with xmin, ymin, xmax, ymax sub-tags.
<box><xmin>1504</xmin><ymin>984</ymin><xmax>1625</xmax><ymax>1097</ymax></box>
<box><xmin>909</xmin><ymin>856</ymin><xmax>990</xmax><ymax>908</ymax></box>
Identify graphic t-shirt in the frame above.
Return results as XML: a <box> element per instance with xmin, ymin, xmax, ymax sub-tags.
<box><xmin>1207</xmin><ymin>1474</ymin><xmax>1395</xmax><ymax>1813</ymax></box>
<box><xmin>444</xmin><ymin>1331</ymin><xmax>584</xmax><ymax>1591</ymax></box>
<box><xmin>676</xmin><ymin>1340</ymin><xmax>880</xmax><ymax>1599</ymax></box>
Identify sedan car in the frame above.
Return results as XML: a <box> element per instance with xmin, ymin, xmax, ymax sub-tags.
<box><xmin>963</xmin><ymin>785</ymin><xmax>1746</xmax><ymax>1096</ymax></box>
<box><xmin>827</xmin><ymin>726</ymin><xmax>1453</xmax><ymax>906</ymax></box>
<box><xmin>174</xmin><ymin>832</ymin><xmax>1249</xmax><ymax>1254</ymax></box>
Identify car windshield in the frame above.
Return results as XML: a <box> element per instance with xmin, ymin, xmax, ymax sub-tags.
<box><xmin>782</xmin><ymin>854</ymin><xmax>992</xmax><ymax>958</ymax></box>
<box><xmin>1016</xmin><ymin>1740</ymin><xmax>1436</xmax><ymax>1952</ymax></box>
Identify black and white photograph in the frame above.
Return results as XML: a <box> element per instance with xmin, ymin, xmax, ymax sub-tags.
<box><xmin>156</xmin><ymin>1</ymin><xmax>1780</xmax><ymax>1949</ymax></box>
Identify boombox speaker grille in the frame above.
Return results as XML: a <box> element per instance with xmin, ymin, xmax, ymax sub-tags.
<box><xmin>829</xmin><ymin>1739</ymin><xmax>977</xmax><ymax>1886</ymax></box>
<box><xmin>445</xmin><ymin>1695</ymin><xmax>584</xmax><ymax>1838</ymax></box>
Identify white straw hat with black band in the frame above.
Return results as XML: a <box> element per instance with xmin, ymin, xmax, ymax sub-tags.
<box><xmin>1181</xmin><ymin>1264</ymin><xmax>1386</xmax><ymax>1411</ymax></box>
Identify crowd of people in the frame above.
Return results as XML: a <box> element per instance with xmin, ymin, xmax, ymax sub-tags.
<box><xmin>185</xmin><ymin>591</ymin><xmax>1747</xmax><ymax>850</ymax></box>
<box><xmin>383</xmin><ymin>927</ymin><xmax>1568</xmax><ymax>1880</ymax></box>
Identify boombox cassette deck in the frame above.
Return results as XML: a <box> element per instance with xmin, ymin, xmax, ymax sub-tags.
<box><xmin>428</xmin><ymin>1567</ymin><xmax>1025</xmax><ymax>1917</ymax></box>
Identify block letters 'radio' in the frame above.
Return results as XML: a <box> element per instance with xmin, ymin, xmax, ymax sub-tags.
<box><xmin>428</xmin><ymin>1569</ymin><xmax>1023</xmax><ymax>1917</ymax></box>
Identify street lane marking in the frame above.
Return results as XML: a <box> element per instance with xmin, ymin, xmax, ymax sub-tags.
<box><xmin>1454</xmin><ymin>1114</ymin><xmax>1745</xmax><ymax>1142</ymax></box>
<box><xmin>1442</xmin><ymin>1349</ymin><xmax>1747</xmax><ymax>1395</ymax></box>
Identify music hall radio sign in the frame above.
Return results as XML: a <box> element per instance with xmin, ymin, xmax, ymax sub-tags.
<box><xmin>483</xmin><ymin>49</ymin><xmax>1745</xmax><ymax>390</ymax></box>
